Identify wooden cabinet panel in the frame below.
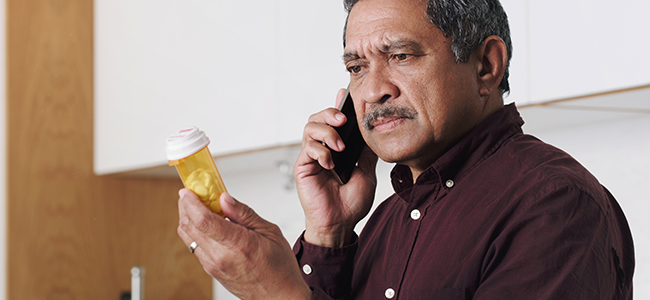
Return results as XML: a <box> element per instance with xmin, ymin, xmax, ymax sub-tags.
<box><xmin>7</xmin><ymin>0</ymin><xmax>211</xmax><ymax>298</ymax></box>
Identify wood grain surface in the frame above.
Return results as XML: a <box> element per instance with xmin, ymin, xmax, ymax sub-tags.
<box><xmin>7</xmin><ymin>1</ymin><xmax>211</xmax><ymax>299</ymax></box>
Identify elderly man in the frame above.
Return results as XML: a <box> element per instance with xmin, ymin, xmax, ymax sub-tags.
<box><xmin>177</xmin><ymin>0</ymin><xmax>635</xmax><ymax>299</ymax></box>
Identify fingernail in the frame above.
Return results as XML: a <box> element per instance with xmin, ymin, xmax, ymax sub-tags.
<box><xmin>327</xmin><ymin>160</ymin><xmax>336</xmax><ymax>170</ymax></box>
<box><xmin>223</xmin><ymin>192</ymin><xmax>236</xmax><ymax>205</ymax></box>
<box><xmin>181</xmin><ymin>217</ymin><xmax>189</xmax><ymax>226</ymax></box>
<box><xmin>335</xmin><ymin>113</ymin><xmax>345</xmax><ymax>122</ymax></box>
<box><xmin>337</xmin><ymin>140</ymin><xmax>346</xmax><ymax>151</ymax></box>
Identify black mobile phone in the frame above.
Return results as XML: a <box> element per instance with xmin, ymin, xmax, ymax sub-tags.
<box><xmin>331</xmin><ymin>86</ymin><xmax>366</xmax><ymax>184</ymax></box>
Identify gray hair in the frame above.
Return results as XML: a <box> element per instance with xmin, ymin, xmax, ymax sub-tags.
<box><xmin>343</xmin><ymin>0</ymin><xmax>513</xmax><ymax>94</ymax></box>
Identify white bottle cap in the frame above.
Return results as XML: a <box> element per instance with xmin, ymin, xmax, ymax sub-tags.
<box><xmin>165</xmin><ymin>127</ymin><xmax>210</xmax><ymax>161</ymax></box>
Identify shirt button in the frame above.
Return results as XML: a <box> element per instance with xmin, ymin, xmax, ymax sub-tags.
<box><xmin>445</xmin><ymin>179</ymin><xmax>455</xmax><ymax>188</ymax></box>
<box><xmin>385</xmin><ymin>288</ymin><xmax>396</xmax><ymax>299</ymax></box>
<box><xmin>302</xmin><ymin>264</ymin><xmax>312</xmax><ymax>275</ymax></box>
<box><xmin>410</xmin><ymin>209</ymin><xmax>421</xmax><ymax>220</ymax></box>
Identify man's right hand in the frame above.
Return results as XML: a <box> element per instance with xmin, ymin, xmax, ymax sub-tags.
<box><xmin>293</xmin><ymin>88</ymin><xmax>378</xmax><ymax>248</ymax></box>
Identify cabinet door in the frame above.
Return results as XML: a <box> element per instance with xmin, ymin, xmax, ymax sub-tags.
<box><xmin>275</xmin><ymin>0</ymin><xmax>350</xmax><ymax>144</ymax></box>
<box><xmin>500</xmin><ymin>0</ymin><xmax>530</xmax><ymax>104</ymax></box>
<box><xmin>95</xmin><ymin>0</ymin><xmax>279</xmax><ymax>175</ymax></box>
<box><xmin>529</xmin><ymin>0</ymin><xmax>650</xmax><ymax>102</ymax></box>
<box><xmin>95</xmin><ymin>0</ymin><xmax>349</xmax><ymax>175</ymax></box>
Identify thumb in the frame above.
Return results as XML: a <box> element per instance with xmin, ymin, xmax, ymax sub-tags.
<box><xmin>219</xmin><ymin>192</ymin><xmax>266</xmax><ymax>229</ymax></box>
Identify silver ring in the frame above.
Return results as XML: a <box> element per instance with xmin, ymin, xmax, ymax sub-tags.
<box><xmin>189</xmin><ymin>241</ymin><xmax>198</xmax><ymax>254</ymax></box>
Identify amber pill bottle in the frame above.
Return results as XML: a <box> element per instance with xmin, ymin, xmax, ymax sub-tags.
<box><xmin>166</xmin><ymin>127</ymin><xmax>226</xmax><ymax>216</ymax></box>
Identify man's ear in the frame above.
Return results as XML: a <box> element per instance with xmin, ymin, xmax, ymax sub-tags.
<box><xmin>475</xmin><ymin>36</ymin><xmax>508</xmax><ymax>97</ymax></box>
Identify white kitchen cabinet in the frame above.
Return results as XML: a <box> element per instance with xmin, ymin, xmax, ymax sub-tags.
<box><xmin>501</xmin><ymin>0</ymin><xmax>650</xmax><ymax>104</ymax></box>
<box><xmin>528</xmin><ymin>0</ymin><xmax>650</xmax><ymax>102</ymax></box>
<box><xmin>94</xmin><ymin>0</ymin><xmax>348</xmax><ymax>175</ymax></box>
<box><xmin>499</xmin><ymin>0</ymin><xmax>530</xmax><ymax>104</ymax></box>
<box><xmin>95</xmin><ymin>0</ymin><xmax>650</xmax><ymax>175</ymax></box>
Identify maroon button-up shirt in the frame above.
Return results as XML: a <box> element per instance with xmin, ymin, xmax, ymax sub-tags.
<box><xmin>294</xmin><ymin>104</ymin><xmax>634</xmax><ymax>300</ymax></box>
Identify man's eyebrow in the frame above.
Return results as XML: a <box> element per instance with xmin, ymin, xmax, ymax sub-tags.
<box><xmin>342</xmin><ymin>40</ymin><xmax>425</xmax><ymax>63</ymax></box>
<box><xmin>383</xmin><ymin>40</ymin><xmax>424</xmax><ymax>53</ymax></box>
<box><xmin>342</xmin><ymin>52</ymin><xmax>360</xmax><ymax>64</ymax></box>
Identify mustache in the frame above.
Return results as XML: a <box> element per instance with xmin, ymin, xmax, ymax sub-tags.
<box><xmin>362</xmin><ymin>105</ymin><xmax>417</xmax><ymax>130</ymax></box>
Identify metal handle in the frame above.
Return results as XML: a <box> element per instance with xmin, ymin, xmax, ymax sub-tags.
<box><xmin>131</xmin><ymin>266</ymin><xmax>145</xmax><ymax>300</ymax></box>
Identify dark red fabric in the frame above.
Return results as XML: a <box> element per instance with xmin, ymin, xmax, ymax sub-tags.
<box><xmin>294</xmin><ymin>104</ymin><xmax>634</xmax><ymax>300</ymax></box>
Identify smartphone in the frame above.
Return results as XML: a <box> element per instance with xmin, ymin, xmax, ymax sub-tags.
<box><xmin>330</xmin><ymin>86</ymin><xmax>366</xmax><ymax>184</ymax></box>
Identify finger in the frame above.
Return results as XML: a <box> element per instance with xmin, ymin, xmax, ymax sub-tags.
<box><xmin>306</xmin><ymin>107</ymin><xmax>346</xmax><ymax>128</ymax></box>
<box><xmin>219</xmin><ymin>192</ymin><xmax>269</xmax><ymax>230</ymax></box>
<box><xmin>177</xmin><ymin>223</ymin><xmax>220</xmax><ymax>277</ymax></box>
<box><xmin>178</xmin><ymin>189</ymin><xmax>196</xmax><ymax>246</ymax></box>
<box><xmin>177</xmin><ymin>203</ymin><xmax>213</xmax><ymax>257</ymax></box>
<box><xmin>179</xmin><ymin>188</ymin><xmax>233</xmax><ymax>243</ymax></box>
<box><xmin>178</xmin><ymin>189</ymin><xmax>218</xmax><ymax>251</ymax></box>
<box><xmin>179</xmin><ymin>188</ymin><xmax>212</xmax><ymax>220</ymax></box>
<box><xmin>303</xmin><ymin>121</ymin><xmax>345</xmax><ymax>152</ymax></box>
<box><xmin>177</xmin><ymin>220</ymin><xmax>194</xmax><ymax>249</ymax></box>
<box><xmin>296</xmin><ymin>139</ymin><xmax>337</xmax><ymax>171</ymax></box>
<box><xmin>178</xmin><ymin>188</ymin><xmax>191</xmax><ymax>222</ymax></box>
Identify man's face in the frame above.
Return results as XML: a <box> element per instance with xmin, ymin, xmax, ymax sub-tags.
<box><xmin>345</xmin><ymin>0</ymin><xmax>486</xmax><ymax>173</ymax></box>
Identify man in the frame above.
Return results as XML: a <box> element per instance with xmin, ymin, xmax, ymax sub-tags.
<box><xmin>177</xmin><ymin>0</ymin><xmax>635</xmax><ymax>299</ymax></box>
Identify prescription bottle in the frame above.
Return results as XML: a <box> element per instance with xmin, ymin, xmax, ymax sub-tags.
<box><xmin>166</xmin><ymin>127</ymin><xmax>226</xmax><ymax>217</ymax></box>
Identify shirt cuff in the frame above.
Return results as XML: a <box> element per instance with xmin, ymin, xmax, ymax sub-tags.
<box><xmin>293</xmin><ymin>231</ymin><xmax>358</xmax><ymax>299</ymax></box>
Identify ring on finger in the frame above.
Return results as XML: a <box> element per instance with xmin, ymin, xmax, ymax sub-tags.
<box><xmin>189</xmin><ymin>241</ymin><xmax>198</xmax><ymax>254</ymax></box>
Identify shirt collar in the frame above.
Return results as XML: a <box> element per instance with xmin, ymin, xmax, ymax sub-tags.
<box><xmin>391</xmin><ymin>103</ymin><xmax>524</xmax><ymax>197</ymax></box>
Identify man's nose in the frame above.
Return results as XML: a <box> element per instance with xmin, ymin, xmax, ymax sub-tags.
<box><xmin>360</xmin><ymin>67</ymin><xmax>399</xmax><ymax>104</ymax></box>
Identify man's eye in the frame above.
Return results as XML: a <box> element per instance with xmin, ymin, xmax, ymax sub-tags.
<box><xmin>348</xmin><ymin>65</ymin><xmax>362</xmax><ymax>74</ymax></box>
<box><xmin>394</xmin><ymin>54</ymin><xmax>409</xmax><ymax>61</ymax></box>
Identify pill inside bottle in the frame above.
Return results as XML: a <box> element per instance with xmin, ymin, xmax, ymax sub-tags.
<box><xmin>166</xmin><ymin>127</ymin><xmax>227</xmax><ymax>217</ymax></box>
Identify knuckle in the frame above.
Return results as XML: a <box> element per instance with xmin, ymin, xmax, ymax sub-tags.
<box><xmin>194</xmin><ymin>213</ymin><xmax>216</xmax><ymax>234</ymax></box>
<box><xmin>238</xmin><ymin>203</ymin><xmax>258</xmax><ymax>224</ymax></box>
<box><xmin>306</xmin><ymin>142</ymin><xmax>330</xmax><ymax>162</ymax></box>
<box><xmin>302</xmin><ymin>123</ymin><xmax>313</xmax><ymax>141</ymax></box>
<box><xmin>307</xmin><ymin>111</ymin><xmax>319</xmax><ymax>122</ymax></box>
<box><xmin>268</xmin><ymin>223</ymin><xmax>283</xmax><ymax>236</ymax></box>
<box><xmin>307</xmin><ymin>108</ymin><xmax>336</xmax><ymax>123</ymax></box>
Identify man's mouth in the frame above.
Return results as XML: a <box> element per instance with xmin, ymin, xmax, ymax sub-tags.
<box><xmin>370</xmin><ymin>116</ymin><xmax>406</xmax><ymax>130</ymax></box>
<box><xmin>362</xmin><ymin>106</ymin><xmax>417</xmax><ymax>130</ymax></box>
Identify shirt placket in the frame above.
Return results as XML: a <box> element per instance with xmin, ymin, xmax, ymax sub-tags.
<box><xmin>384</xmin><ymin>181</ymin><xmax>440</xmax><ymax>299</ymax></box>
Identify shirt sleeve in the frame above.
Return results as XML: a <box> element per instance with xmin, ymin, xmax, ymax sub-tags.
<box><xmin>474</xmin><ymin>184</ymin><xmax>633</xmax><ymax>300</ymax></box>
<box><xmin>293</xmin><ymin>232</ymin><xmax>358</xmax><ymax>300</ymax></box>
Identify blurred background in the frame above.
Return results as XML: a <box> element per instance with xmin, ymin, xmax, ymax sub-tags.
<box><xmin>2</xmin><ymin>0</ymin><xmax>648</xmax><ymax>299</ymax></box>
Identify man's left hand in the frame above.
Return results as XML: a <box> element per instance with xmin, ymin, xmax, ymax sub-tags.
<box><xmin>177</xmin><ymin>189</ymin><xmax>312</xmax><ymax>300</ymax></box>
